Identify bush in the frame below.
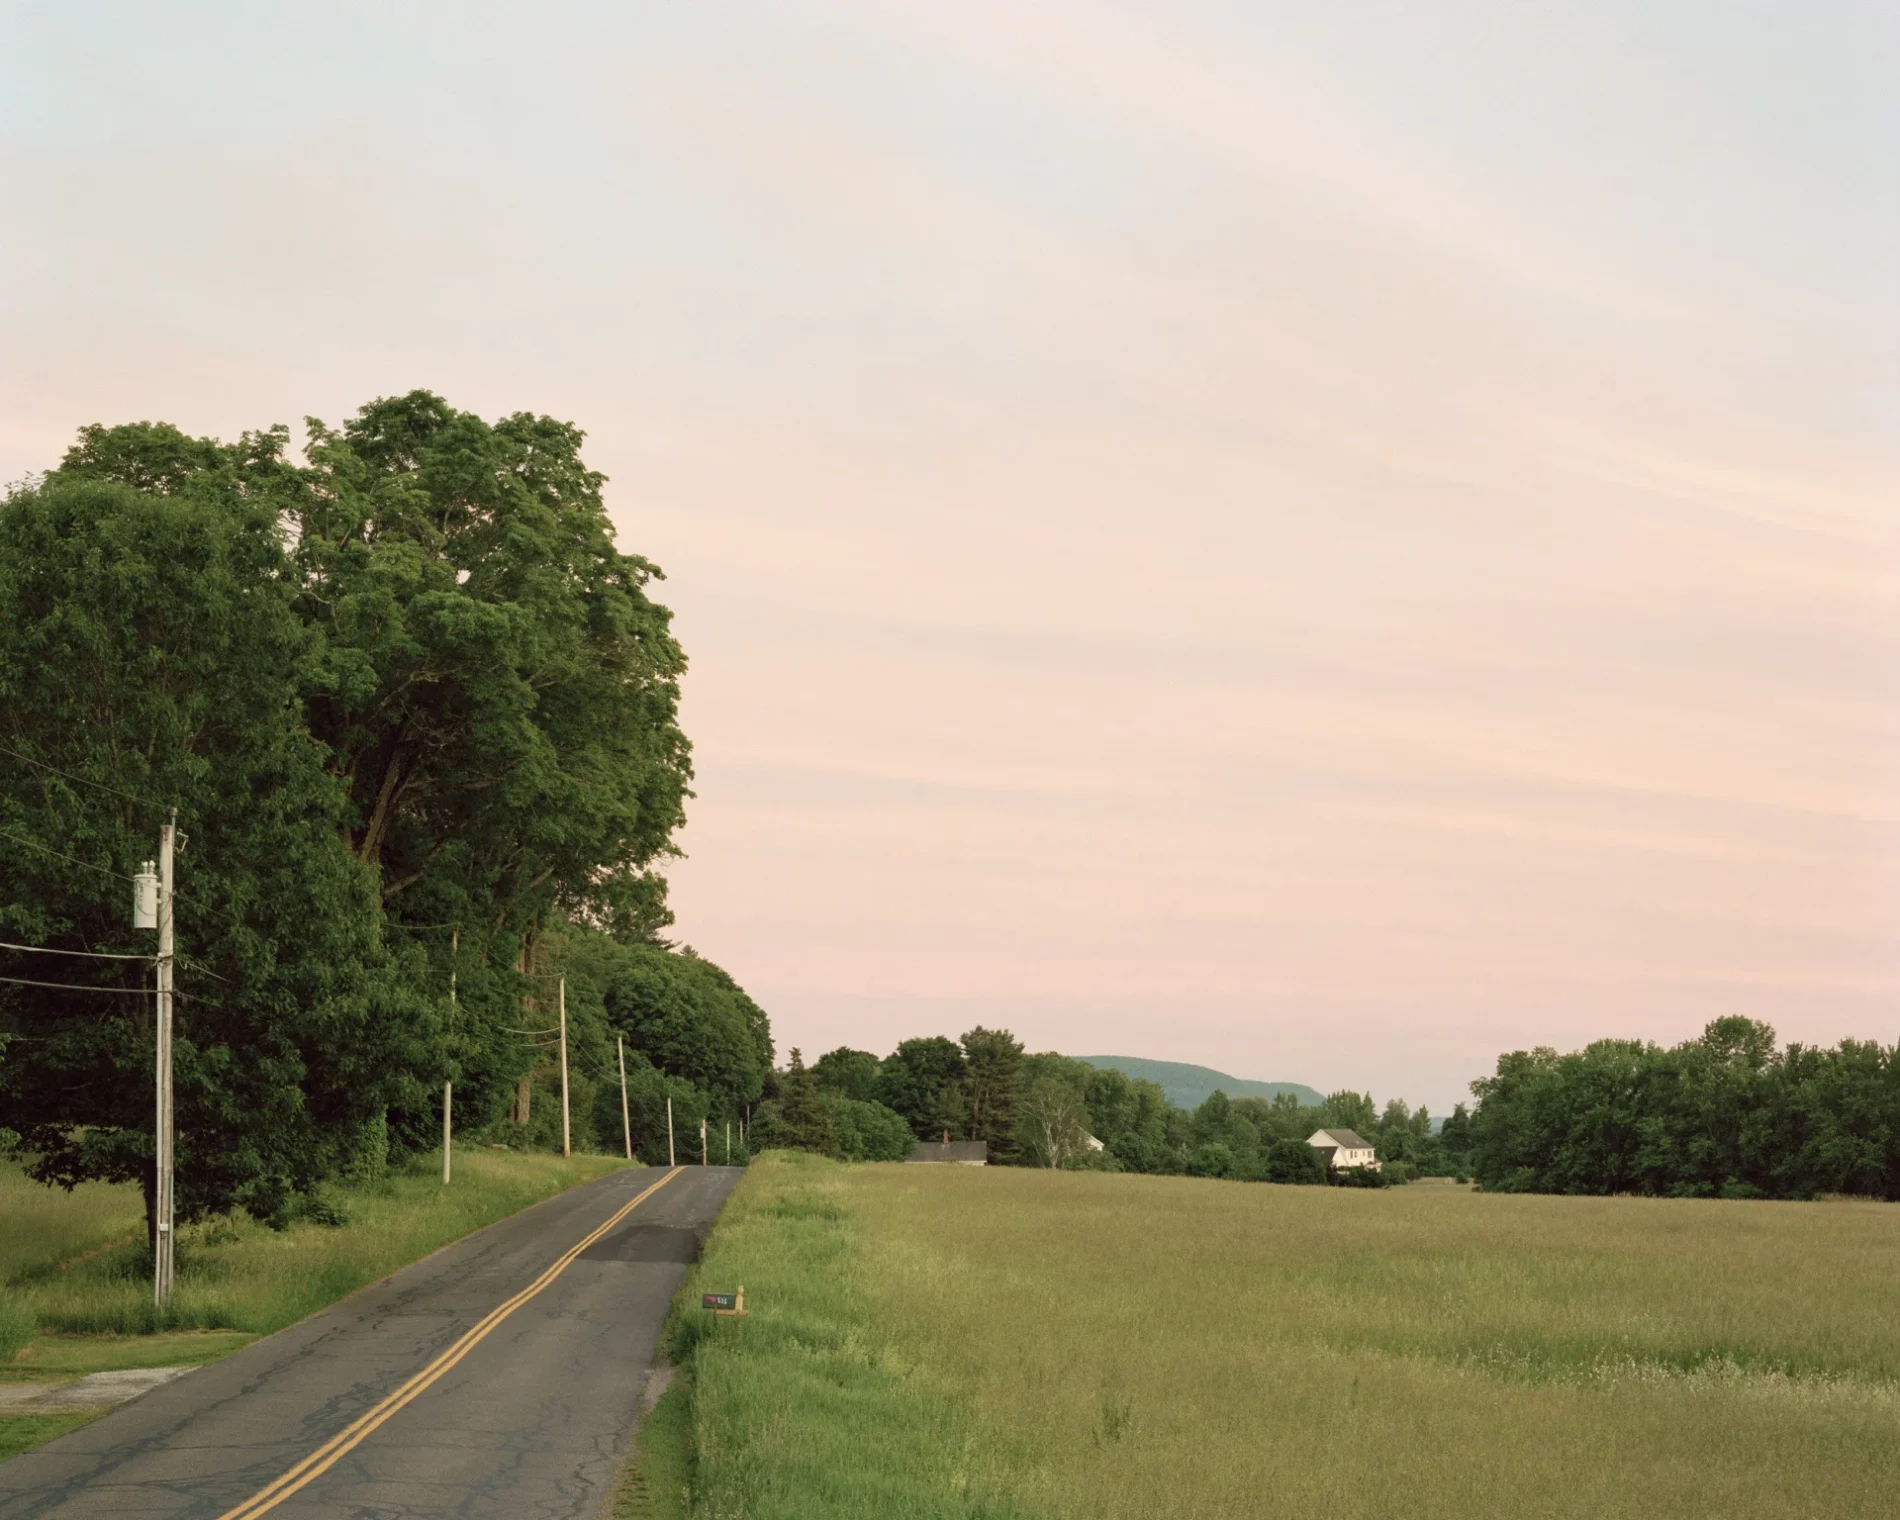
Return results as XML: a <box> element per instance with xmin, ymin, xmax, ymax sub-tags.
<box><xmin>1329</xmin><ymin>1164</ymin><xmax>1390</xmax><ymax>1189</ymax></box>
<box><xmin>832</xmin><ymin>1099</ymin><xmax>914</xmax><ymax>1162</ymax></box>
<box><xmin>1188</xmin><ymin>1142</ymin><xmax>1236</xmax><ymax>1179</ymax></box>
<box><xmin>1264</xmin><ymin>1139</ymin><xmax>1327</xmax><ymax>1185</ymax></box>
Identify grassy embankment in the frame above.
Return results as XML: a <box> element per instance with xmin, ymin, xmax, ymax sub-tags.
<box><xmin>640</xmin><ymin>1152</ymin><xmax>1900</xmax><ymax>1520</ymax></box>
<box><xmin>1</xmin><ymin>1149</ymin><xmax>628</xmax><ymax>1458</ymax></box>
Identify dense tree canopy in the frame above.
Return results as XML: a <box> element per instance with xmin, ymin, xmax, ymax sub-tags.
<box><xmin>1467</xmin><ymin>1019</ymin><xmax>1900</xmax><ymax>1200</ymax></box>
<box><xmin>1</xmin><ymin>394</ymin><xmax>766</xmax><ymax>1223</ymax></box>
<box><xmin>877</xmin><ymin>1036</ymin><xmax>968</xmax><ymax>1140</ymax></box>
<box><xmin>0</xmin><ymin>474</ymin><xmax>436</xmax><ymax>1234</ymax></box>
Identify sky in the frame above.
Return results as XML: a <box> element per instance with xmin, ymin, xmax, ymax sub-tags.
<box><xmin>3</xmin><ymin>2</ymin><xmax>1896</xmax><ymax>1112</ymax></box>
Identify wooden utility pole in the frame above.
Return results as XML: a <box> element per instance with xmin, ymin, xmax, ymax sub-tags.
<box><xmin>725</xmin><ymin>1120</ymin><xmax>731</xmax><ymax>1164</ymax></box>
<box><xmin>617</xmin><ymin>1036</ymin><xmax>632</xmax><ymax>1160</ymax></box>
<box><xmin>153</xmin><ymin>813</ymin><xmax>177</xmax><ymax>1309</ymax></box>
<box><xmin>700</xmin><ymin>1115</ymin><xmax>707</xmax><ymax>1166</ymax></box>
<box><xmin>666</xmin><ymin>1096</ymin><xmax>675</xmax><ymax>1167</ymax></box>
<box><xmin>558</xmin><ymin>977</ymin><xmax>571</xmax><ymax>1160</ymax></box>
<box><xmin>444</xmin><ymin>928</ymin><xmax>456</xmax><ymax>1185</ymax></box>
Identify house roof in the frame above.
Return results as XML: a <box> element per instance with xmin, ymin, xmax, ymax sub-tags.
<box><xmin>1311</xmin><ymin>1128</ymin><xmax>1373</xmax><ymax>1149</ymax></box>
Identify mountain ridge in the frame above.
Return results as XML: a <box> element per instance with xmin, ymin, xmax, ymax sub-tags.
<box><xmin>1074</xmin><ymin>1055</ymin><xmax>1325</xmax><ymax>1112</ymax></box>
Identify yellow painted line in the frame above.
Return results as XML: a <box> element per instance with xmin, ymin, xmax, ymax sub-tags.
<box><xmin>215</xmin><ymin>1167</ymin><xmax>683</xmax><ymax>1520</ymax></box>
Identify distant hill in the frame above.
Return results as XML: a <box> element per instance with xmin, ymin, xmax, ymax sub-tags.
<box><xmin>1074</xmin><ymin>1056</ymin><xmax>1324</xmax><ymax>1112</ymax></box>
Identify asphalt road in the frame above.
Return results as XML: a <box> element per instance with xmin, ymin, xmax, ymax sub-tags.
<box><xmin>0</xmin><ymin>1164</ymin><xmax>742</xmax><ymax>1520</ymax></box>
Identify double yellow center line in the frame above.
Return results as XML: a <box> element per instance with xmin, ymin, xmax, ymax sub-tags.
<box><xmin>216</xmin><ymin>1166</ymin><xmax>682</xmax><ymax>1520</ymax></box>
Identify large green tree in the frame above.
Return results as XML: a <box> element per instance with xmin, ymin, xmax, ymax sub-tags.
<box><xmin>49</xmin><ymin>394</ymin><xmax>696</xmax><ymax>1136</ymax></box>
<box><xmin>601</xmin><ymin>943</ymin><xmax>771</xmax><ymax>1118</ymax></box>
<box><xmin>0</xmin><ymin>475</ymin><xmax>437</xmax><ymax>1238</ymax></box>
<box><xmin>877</xmin><ymin>1037</ymin><xmax>968</xmax><ymax>1141</ymax></box>
<box><xmin>959</xmin><ymin>1026</ymin><xmax>1024</xmax><ymax>1161</ymax></box>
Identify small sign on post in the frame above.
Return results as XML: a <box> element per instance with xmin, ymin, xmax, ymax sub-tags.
<box><xmin>701</xmin><ymin>1286</ymin><xmax>747</xmax><ymax>1317</ymax></box>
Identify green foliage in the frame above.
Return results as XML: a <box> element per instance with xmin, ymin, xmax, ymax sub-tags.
<box><xmin>0</xmin><ymin>472</ymin><xmax>438</xmax><ymax>1231</ymax></box>
<box><xmin>812</xmin><ymin>1048</ymin><xmax>881</xmax><ymax>1102</ymax></box>
<box><xmin>767</xmin><ymin>1050</ymin><xmax>839</xmax><ymax>1158</ymax></box>
<box><xmin>1082</xmin><ymin>1066</ymin><xmax>1182</xmax><ymax>1174</ymax></box>
<box><xmin>876</xmin><ymin>1037</ymin><xmax>967</xmax><ymax>1140</ymax></box>
<box><xmin>1</xmin><ymin>396</ymin><xmax>774</xmax><ymax>1228</ymax></box>
<box><xmin>603</xmin><ymin>944</ymin><xmax>771</xmax><ymax>1117</ymax></box>
<box><xmin>1016</xmin><ymin>1068</ymin><xmax>1091</xmax><ymax>1168</ymax></box>
<box><xmin>1466</xmin><ymin>1019</ymin><xmax>1900</xmax><ymax>1199</ymax></box>
<box><xmin>959</xmin><ymin>1027</ymin><xmax>1024</xmax><ymax>1164</ymax></box>
<box><xmin>831</xmin><ymin>1099</ymin><xmax>914</xmax><ymax>1163</ymax></box>
<box><xmin>45</xmin><ymin>396</ymin><xmax>696</xmax><ymax>1144</ymax></box>
<box><xmin>1264</xmin><ymin>1138</ymin><xmax>1327</xmax><ymax>1184</ymax></box>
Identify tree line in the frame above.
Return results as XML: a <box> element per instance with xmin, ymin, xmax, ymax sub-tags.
<box><xmin>1466</xmin><ymin>1017</ymin><xmax>1900</xmax><ymax>1200</ymax></box>
<box><xmin>742</xmin><ymin>1030</ymin><xmax>1476</xmax><ymax>1184</ymax></box>
<box><xmin>0</xmin><ymin>394</ymin><xmax>772</xmax><ymax>1239</ymax></box>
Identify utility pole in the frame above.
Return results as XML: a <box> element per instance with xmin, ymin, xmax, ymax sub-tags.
<box><xmin>700</xmin><ymin>1115</ymin><xmax>708</xmax><ymax>1166</ymax></box>
<box><xmin>154</xmin><ymin>812</ymin><xmax>177</xmax><ymax>1309</ymax></box>
<box><xmin>617</xmin><ymin>1036</ymin><xmax>632</xmax><ymax>1161</ymax></box>
<box><xmin>726</xmin><ymin>1120</ymin><xmax>731</xmax><ymax>1164</ymax></box>
<box><xmin>558</xmin><ymin>977</ymin><xmax>571</xmax><ymax>1160</ymax></box>
<box><xmin>666</xmin><ymin>1096</ymin><xmax>675</xmax><ymax>1167</ymax></box>
<box><xmin>443</xmin><ymin>928</ymin><xmax>456</xmax><ymax>1186</ymax></box>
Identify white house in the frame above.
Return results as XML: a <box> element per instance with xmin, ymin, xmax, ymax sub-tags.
<box><xmin>1308</xmin><ymin>1128</ymin><xmax>1381</xmax><ymax>1171</ymax></box>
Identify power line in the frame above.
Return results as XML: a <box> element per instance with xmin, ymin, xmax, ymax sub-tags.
<box><xmin>0</xmin><ymin>973</ymin><xmax>150</xmax><ymax>994</ymax></box>
<box><xmin>0</xmin><ymin>939</ymin><xmax>151</xmax><ymax>961</ymax></box>
<box><xmin>0</xmin><ymin>742</ymin><xmax>168</xmax><ymax>814</ymax></box>
<box><xmin>177</xmin><ymin>954</ymin><xmax>231</xmax><ymax>984</ymax></box>
<box><xmin>0</xmin><ymin>827</ymin><xmax>136</xmax><ymax>882</ymax></box>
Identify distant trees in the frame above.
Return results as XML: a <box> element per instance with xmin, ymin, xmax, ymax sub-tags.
<box><xmin>1018</xmin><ymin>1071</ymin><xmax>1092</xmax><ymax>1168</ymax></box>
<box><xmin>752</xmin><ymin>1016</ymin><xmax>1900</xmax><ymax>1198</ymax></box>
<box><xmin>877</xmin><ymin>1037</ymin><xmax>968</xmax><ymax>1140</ymax></box>
<box><xmin>1466</xmin><ymin>1019</ymin><xmax>1900</xmax><ymax>1200</ymax></box>
<box><xmin>961</xmin><ymin>1027</ymin><xmax>1025</xmax><ymax>1162</ymax></box>
<box><xmin>812</xmin><ymin>1047</ymin><xmax>882</xmax><ymax>1102</ymax></box>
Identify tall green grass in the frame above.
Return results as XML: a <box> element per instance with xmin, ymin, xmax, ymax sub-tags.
<box><xmin>1</xmin><ymin>1164</ymin><xmax>145</xmax><ymax>1360</ymax></box>
<box><xmin>673</xmin><ymin>1156</ymin><xmax>1900</xmax><ymax>1520</ymax></box>
<box><xmin>665</xmin><ymin>1153</ymin><xmax>1018</xmax><ymax>1518</ymax></box>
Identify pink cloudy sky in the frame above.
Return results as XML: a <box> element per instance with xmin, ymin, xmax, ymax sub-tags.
<box><xmin>4</xmin><ymin>3</ymin><xmax>1896</xmax><ymax>1110</ymax></box>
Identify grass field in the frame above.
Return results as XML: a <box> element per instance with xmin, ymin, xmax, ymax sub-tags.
<box><xmin>1</xmin><ymin>1148</ymin><xmax>629</xmax><ymax>1459</ymax></box>
<box><xmin>664</xmin><ymin>1154</ymin><xmax>1900</xmax><ymax>1519</ymax></box>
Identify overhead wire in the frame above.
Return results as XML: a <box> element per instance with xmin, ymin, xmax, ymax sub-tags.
<box><xmin>0</xmin><ymin>973</ymin><xmax>151</xmax><ymax>994</ymax></box>
<box><xmin>0</xmin><ymin>742</ymin><xmax>169</xmax><ymax>814</ymax></box>
<box><xmin>0</xmin><ymin>939</ymin><xmax>151</xmax><ymax>961</ymax></box>
<box><xmin>0</xmin><ymin>827</ymin><xmax>135</xmax><ymax>882</ymax></box>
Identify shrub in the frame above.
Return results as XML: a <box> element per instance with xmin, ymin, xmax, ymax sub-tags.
<box><xmin>1188</xmin><ymin>1142</ymin><xmax>1236</xmax><ymax>1179</ymax></box>
<box><xmin>1264</xmin><ymin>1139</ymin><xmax>1327</xmax><ymax>1185</ymax></box>
<box><xmin>832</xmin><ymin>1099</ymin><xmax>915</xmax><ymax>1162</ymax></box>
